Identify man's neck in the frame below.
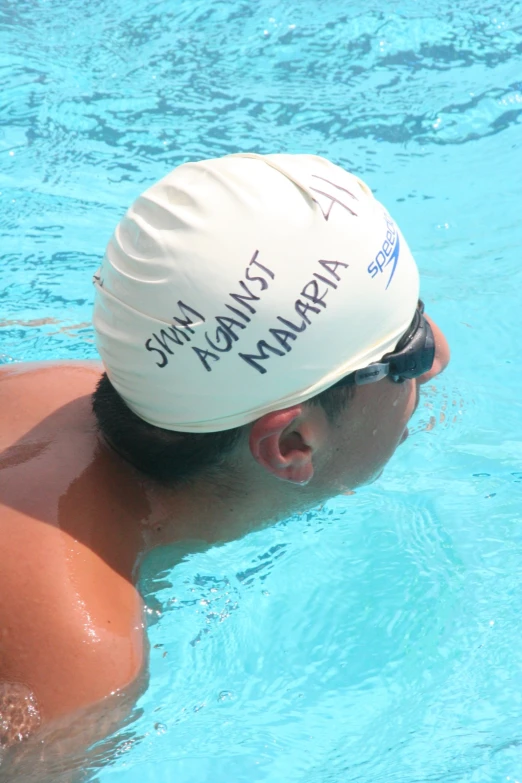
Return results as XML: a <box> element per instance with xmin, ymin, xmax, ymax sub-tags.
<box><xmin>91</xmin><ymin>436</ymin><xmax>319</xmax><ymax>584</ymax></box>
<box><xmin>138</xmin><ymin>473</ymin><xmax>283</xmax><ymax>554</ymax></box>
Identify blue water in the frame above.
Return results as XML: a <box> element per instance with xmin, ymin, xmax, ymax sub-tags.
<box><xmin>1</xmin><ymin>0</ymin><xmax>522</xmax><ymax>780</ymax></box>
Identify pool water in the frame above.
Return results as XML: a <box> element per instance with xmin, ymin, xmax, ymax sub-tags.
<box><xmin>1</xmin><ymin>0</ymin><xmax>522</xmax><ymax>780</ymax></box>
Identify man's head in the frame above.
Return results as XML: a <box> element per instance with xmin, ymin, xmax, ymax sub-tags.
<box><xmin>91</xmin><ymin>370</ymin><xmax>354</xmax><ymax>487</ymax></box>
<box><xmin>91</xmin><ymin>153</ymin><xmax>449</xmax><ymax>502</ymax></box>
<box><xmin>92</xmin><ymin>310</ymin><xmax>449</xmax><ymax>500</ymax></box>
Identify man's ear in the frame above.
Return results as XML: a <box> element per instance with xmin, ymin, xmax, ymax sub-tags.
<box><xmin>249</xmin><ymin>405</ymin><xmax>322</xmax><ymax>485</ymax></box>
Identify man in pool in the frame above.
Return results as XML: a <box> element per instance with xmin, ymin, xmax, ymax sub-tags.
<box><xmin>0</xmin><ymin>154</ymin><xmax>449</xmax><ymax>765</ymax></box>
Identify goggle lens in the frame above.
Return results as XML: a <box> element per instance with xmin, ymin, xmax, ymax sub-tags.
<box><xmin>384</xmin><ymin>300</ymin><xmax>435</xmax><ymax>382</ymax></box>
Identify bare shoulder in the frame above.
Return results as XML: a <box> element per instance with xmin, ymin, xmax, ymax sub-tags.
<box><xmin>0</xmin><ymin>360</ymin><xmax>103</xmax><ymax>453</ymax></box>
<box><xmin>0</xmin><ymin>513</ymin><xmax>146</xmax><ymax>734</ymax></box>
<box><xmin>0</xmin><ymin>359</ymin><xmax>102</xmax><ymax>420</ymax></box>
<box><xmin>0</xmin><ymin>359</ymin><xmax>102</xmax><ymax>386</ymax></box>
<box><xmin>0</xmin><ymin>359</ymin><xmax>147</xmax><ymax>742</ymax></box>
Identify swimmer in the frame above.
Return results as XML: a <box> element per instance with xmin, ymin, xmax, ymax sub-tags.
<box><xmin>0</xmin><ymin>154</ymin><xmax>449</xmax><ymax>776</ymax></box>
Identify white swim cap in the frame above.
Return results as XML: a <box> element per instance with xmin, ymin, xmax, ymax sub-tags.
<box><xmin>93</xmin><ymin>153</ymin><xmax>419</xmax><ymax>432</ymax></box>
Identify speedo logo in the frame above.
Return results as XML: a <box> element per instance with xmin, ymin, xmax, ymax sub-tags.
<box><xmin>367</xmin><ymin>214</ymin><xmax>400</xmax><ymax>290</ymax></box>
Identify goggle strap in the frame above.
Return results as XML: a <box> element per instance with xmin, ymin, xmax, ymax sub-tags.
<box><xmin>353</xmin><ymin>362</ymin><xmax>389</xmax><ymax>386</ymax></box>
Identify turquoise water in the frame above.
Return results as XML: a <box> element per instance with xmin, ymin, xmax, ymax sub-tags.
<box><xmin>1</xmin><ymin>0</ymin><xmax>522</xmax><ymax>780</ymax></box>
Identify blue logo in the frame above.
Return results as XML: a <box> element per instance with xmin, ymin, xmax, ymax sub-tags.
<box><xmin>367</xmin><ymin>214</ymin><xmax>400</xmax><ymax>289</ymax></box>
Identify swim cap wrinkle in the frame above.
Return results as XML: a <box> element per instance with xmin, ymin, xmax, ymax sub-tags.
<box><xmin>93</xmin><ymin>154</ymin><xmax>419</xmax><ymax>432</ymax></box>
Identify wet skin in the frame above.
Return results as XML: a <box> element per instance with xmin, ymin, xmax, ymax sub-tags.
<box><xmin>0</xmin><ymin>315</ymin><xmax>450</xmax><ymax>744</ymax></box>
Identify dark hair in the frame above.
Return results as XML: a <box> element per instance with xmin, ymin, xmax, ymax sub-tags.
<box><xmin>92</xmin><ymin>373</ymin><xmax>353</xmax><ymax>485</ymax></box>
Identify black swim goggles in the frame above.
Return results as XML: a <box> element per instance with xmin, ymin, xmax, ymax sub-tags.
<box><xmin>332</xmin><ymin>300</ymin><xmax>435</xmax><ymax>388</ymax></box>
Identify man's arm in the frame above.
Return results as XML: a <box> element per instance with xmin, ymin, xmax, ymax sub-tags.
<box><xmin>0</xmin><ymin>534</ymin><xmax>147</xmax><ymax>781</ymax></box>
<box><xmin>0</xmin><ymin>665</ymin><xmax>148</xmax><ymax>783</ymax></box>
